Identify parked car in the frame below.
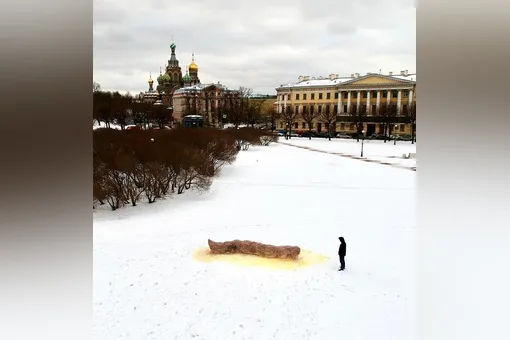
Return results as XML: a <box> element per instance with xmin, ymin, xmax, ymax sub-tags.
<box><xmin>126</xmin><ymin>125</ymin><xmax>139</xmax><ymax>130</ymax></box>
<box><xmin>336</xmin><ymin>133</ymin><xmax>352</xmax><ymax>139</ymax></box>
<box><xmin>368</xmin><ymin>133</ymin><xmax>385</xmax><ymax>140</ymax></box>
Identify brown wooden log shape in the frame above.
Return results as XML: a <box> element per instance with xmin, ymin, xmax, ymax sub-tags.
<box><xmin>207</xmin><ymin>239</ymin><xmax>301</xmax><ymax>259</ymax></box>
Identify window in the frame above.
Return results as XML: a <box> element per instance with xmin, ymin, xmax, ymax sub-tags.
<box><xmin>309</xmin><ymin>122</ymin><xmax>313</xmax><ymax>129</ymax></box>
<box><xmin>402</xmin><ymin>104</ymin><xmax>408</xmax><ymax>115</ymax></box>
<box><xmin>326</xmin><ymin>93</ymin><xmax>331</xmax><ymax>100</ymax></box>
<box><xmin>372</xmin><ymin>91</ymin><xmax>378</xmax><ymax>97</ymax></box>
<box><xmin>382</xmin><ymin>92</ymin><xmax>387</xmax><ymax>98</ymax></box>
<box><xmin>372</xmin><ymin>105</ymin><xmax>377</xmax><ymax>114</ymax></box>
<box><xmin>296</xmin><ymin>94</ymin><xmax>300</xmax><ymax>100</ymax></box>
<box><xmin>318</xmin><ymin>105</ymin><xmax>322</xmax><ymax>113</ymax></box>
<box><xmin>400</xmin><ymin>125</ymin><xmax>405</xmax><ymax>132</ymax></box>
<box><xmin>293</xmin><ymin>122</ymin><xmax>298</xmax><ymax>128</ymax></box>
<box><xmin>343</xmin><ymin>104</ymin><xmax>347</xmax><ymax>113</ymax></box>
<box><xmin>392</xmin><ymin>90</ymin><xmax>398</xmax><ymax>97</ymax></box>
<box><xmin>352</xmin><ymin>92</ymin><xmax>358</xmax><ymax>99</ymax></box>
<box><xmin>334</xmin><ymin>92</ymin><xmax>339</xmax><ymax>99</ymax></box>
<box><xmin>318</xmin><ymin>93</ymin><xmax>323</xmax><ymax>100</ymax></box>
<box><xmin>340</xmin><ymin>123</ymin><xmax>345</xmax><ymax>130</ymax></box>
<box><xmin>303</xmin><ymin>93</ymin><xmax>307</xmax><ymax>100</ymax></box>
<box><xmin>343</xmin><ymin>92</ymin><xmax>348</xmax><ymax>99</ymax></box>
<box><xmin>325</xmin><ymin>104</ymin><xmax>330</xmax><ymax>113</ymax></box>
<box><xmin>303</xmin><ymin>106</ymin><xmax>308</xmax><ymax>114</ymax></box>
<box><xmin>334</xmin><ymin>105</ymin><xmax>338</xmax><ymax>114</ymax></box>
<box><xmin>325</xmin><ymin>122</ymin><xmax>330</xmax><ymax>129</ymax></box>
<box><xmin>294</xmin><ymin>106</ymin><xmax>299</xmax><ymax>114</ymax></box>
<box><xmin>311</xmin><ymin>93</ymin><xmax>315</xmax><ymax>100</ymax></box>
<box><xmin>363</xmin><ymin>92</ymin><xmax>368</xmax><ymax>98</ymax></box>
<box><xmin>279</xmin><ymin>122</ymin><xmax>283</xmax><ymax>128</ymax></box>
<box><xmin>302</xmin><ymin>122</ymin><xmax>306</xmax><ymax>129</ymax></box>
<box><xmin>361</xmin><ymin>105</ymin><xmax>367</xmax><ymax>113</ymax></box>
<box><xmin>310</xmin><ymin>106</ymin><xmax>314</xmax><ymax>114</ymax></box>
<box><xmin>403</xmin><ymin>90</ymin><xmax>409</xmax><ymax>97</ymax></box>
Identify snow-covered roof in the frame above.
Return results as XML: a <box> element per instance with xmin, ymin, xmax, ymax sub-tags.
<box><xmin>279</xmin><ymin>77</ymin><xmax>352</xmax><ymax>89</ymax></box>
<box><xmin>392</xmin><ymin>74</ymin><xmax>417</xmax><ymax>82</ymax></box>
<box><xmin>278</xmin><ymin>73</ymin><xmax>416</xmax><ymax>90</ymax></box>
<box><xmin>173</xmin><ymin>83</ymin><xmax>236</xmax><ymax>95</ymax></box>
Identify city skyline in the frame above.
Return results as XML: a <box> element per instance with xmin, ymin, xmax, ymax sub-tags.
<box><xmin>94</xmin><ymin>0</ymin><xmax>416</xmax><ymax>95</ymax></box>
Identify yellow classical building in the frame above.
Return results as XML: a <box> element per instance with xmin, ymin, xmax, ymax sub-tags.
<box><xmin>275</xmin><ymin>70</ymin><xmax>416</xmax><ymax>137</ymax></box>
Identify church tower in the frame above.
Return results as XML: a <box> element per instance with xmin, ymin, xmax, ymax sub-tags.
<box><xmin>188</xmin><ymin>53</ymin><xmax>200</xmax><ymax>85</ymax></box>
<box><xmin>157</xmin><ymin>43</ymin><xmax>183</xmax><ymax>93</ymax></box>
<box><xmin>165</xmin><ymin>43</ymin><xmax>183</xmax><ymax>88</ymax></box>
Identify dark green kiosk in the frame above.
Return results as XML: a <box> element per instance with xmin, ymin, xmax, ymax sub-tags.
<box><xmin>183</xmin><ymin>115</ymin><xmax>204</xmax><ymax>129</ymax></box>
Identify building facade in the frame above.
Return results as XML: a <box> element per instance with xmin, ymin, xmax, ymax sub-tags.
<box><xmin>275</xmin><ymin>71</ymin><xmax>416</xmax><ymax>136</ymax></box>
<box><xmin>172</xmin><ymin>83</ymin><xmax>239</xmax><ymax>126</ymax></box>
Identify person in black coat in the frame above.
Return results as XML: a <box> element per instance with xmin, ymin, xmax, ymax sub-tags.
<box><xmin>338</xmin><ymin>237</ymin><xmax>346</xmax><ymax>271</ymax></box>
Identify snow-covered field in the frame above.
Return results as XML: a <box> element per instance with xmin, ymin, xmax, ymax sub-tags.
<box><xmin>280</xmin><ymin>137</ymin><xmax>417</xmax><ymax>169</ymax></box>
<box><xmin>94</xmin><ymin>142</ymin><xmax>416</xmax><ymax>340</ymax></box>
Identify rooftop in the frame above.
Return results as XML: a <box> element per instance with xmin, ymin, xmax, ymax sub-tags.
<box><xmin>278</xmin><ymin>71</ymin><xmax>416</xmax><ymax>89</ymax></box>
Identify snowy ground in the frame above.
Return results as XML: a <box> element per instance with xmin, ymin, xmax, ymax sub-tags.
<box><xmin>280</xmin><ymin>137</ymin><xmax>417</xmax><ymax>170</ymax></box>
<box><xmin>94</xmin><ymin>142</ymin><xmax>416</xmax><ymax>340</ymax></box>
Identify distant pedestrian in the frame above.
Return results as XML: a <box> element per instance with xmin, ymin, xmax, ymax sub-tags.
<box><xmin>338</xmin><ymin>237</ymin><xmax>346</xmax><ymax>271</ymax></box>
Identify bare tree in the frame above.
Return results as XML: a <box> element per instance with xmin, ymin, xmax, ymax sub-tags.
<box><xmin>378</xmin><ymin>102</ymin><xmax>397</xmax><ymax>143</ymax></box>
<box><xmin>348</xmin><ymin>103</ymin><xmax>366</xmax><ymax>142</ymax></box>
<box><xmin>132</xmin><ymin>100</ymin><xmax>149</xmax><ymax>128</ymax></box>
<box><xmin>93</xmin><ymin>91</ymin><xmax>113</xmax><ymax>128</ymax></box>
<box><xmin>280</xmin><ymin>105</ymin><xmax>299</xmax><ymax>140</ymax></box>
<box><xmin>112</xmin><ymin>92</ymin><xmax>131</xmax><ymax>130</ymax></box>
<box><xmin>319</xmin><ymin>104</ymin><xmax>336</xmax><ymax>141</ymax></box>
<box><xmin>300</xmin><ymin>105</ymin><xmax>318</xmax><ymax>140</ymax></box>
<box><xmin>407</xmin><ymin>100</ymin><xmax>416</xmax><ymax>144</ymax></box>
<box><xmin>152</xmin><ymin>102</ymin><xmax>172</xmax><ymax>129</ymax></box>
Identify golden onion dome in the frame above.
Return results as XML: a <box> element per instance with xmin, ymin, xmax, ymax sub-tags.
<box><xmin>189</xmin><ymin>53</ymin><xmax>198</xmax><ymax>71</ymax></box>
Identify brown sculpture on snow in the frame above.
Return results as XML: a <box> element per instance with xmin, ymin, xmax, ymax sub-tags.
<box><xmin>207</xmin><ymin>239</ymin><xmax>301</xmax><ymax>260</ymax></box>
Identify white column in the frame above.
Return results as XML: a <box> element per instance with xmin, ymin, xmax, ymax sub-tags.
<box><xmin>409</xmin><ymin>89</ymin><xmax>414</xmax><ymax>105</ymax></box>
<box><xmin>397</xmin><ymin>90</ymin><xmax>402</xmax><ymax>115</ymax></box>
<box><xmin>366</xmin><ymin>91</ymin><xmax>371</xmax><ymax>114</ymax></box>
<box><xmin>283</xmin><ymin>94</ymin><xmax>287</xmax><ymax>113</ymax></box>
<box><xmin>356</xmin><ymin>91</ymin><xmax>361</xmax><ymax>113</ymax></box>
<box><xmin>347</xmin><ymin>92</ymin><xmax>351</xmax><ymax>110</ymax></box>
<box><xmin>376</xmin><ymin>91</ymin><xmax>381</xmax><ymax>110</ymax></box>
<box><xmin>277</xmin><ymin>94</ymin><xmax>281</xmax><ymax>113</ymax></box>
<box><xmin>338</xmin><ymin>91</ymin><xmax>342</xmax><ymax>115</ymax></box>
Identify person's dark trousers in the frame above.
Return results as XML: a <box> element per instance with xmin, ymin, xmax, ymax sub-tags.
<box><xmin>339</xmin><ymin>255</ymin><xmax>345</xmax><ymax>270</ymax></box>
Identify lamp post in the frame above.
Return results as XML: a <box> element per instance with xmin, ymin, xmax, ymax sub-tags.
<box><xmin>361</xmin><ymin>129</ymin><xmax>365</xmax><ymax>157</ymax></box>
<box><xmin>394</xmin><ymin>124</ymin><xmax>398</xmax><ymax>145</ymax></box>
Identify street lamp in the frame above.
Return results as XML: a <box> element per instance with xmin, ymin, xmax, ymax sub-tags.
<box><xmin>394</xmin><ymin>124</ymin><xmax>398</xmax><ymax>145</ymax></box>
<box><xmin>361</xmin><ymin>129</ymin><xmax>365</xmax><ymax>157</ymax></box>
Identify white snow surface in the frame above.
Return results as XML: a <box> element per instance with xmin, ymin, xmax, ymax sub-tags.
<box><xmin>280</xmin><ymin>138</ymin><xmax>417</xmax><ymax>168</ymax></box>
<box><xmin>94</xmin><ymin>142</ymin><xmax>416</xmax><ymax>340</ymax></box>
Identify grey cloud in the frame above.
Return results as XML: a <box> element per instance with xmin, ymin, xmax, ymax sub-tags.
<box><xmin>93</xmin><ymin>0</ymin><xmax>415</xmax><ymax>95</ymax></box>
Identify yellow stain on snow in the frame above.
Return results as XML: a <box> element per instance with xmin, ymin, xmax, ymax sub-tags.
<box><xmin>193</xmin><ymin>247</ymin><xmax>329</xmax><ymax>270</ymax></box>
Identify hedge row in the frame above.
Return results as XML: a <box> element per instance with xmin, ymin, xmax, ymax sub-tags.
<box><xmin>93</xmin><ymin>127</ymin><xmax>278</xmax><ymax>210</ymax></box>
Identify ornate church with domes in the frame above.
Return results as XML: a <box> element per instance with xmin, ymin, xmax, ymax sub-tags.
<box><xmin>139</xmin><ymin>42</ymin><xmax>240</xmax><ymax>127</ymax></box>
<box><xmin>140</xmin><ymin>42</ymin><xmax>201</xmax><ymax>106</ymax></box>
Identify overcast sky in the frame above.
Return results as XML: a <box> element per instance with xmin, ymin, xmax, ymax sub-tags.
<box><xmin>94</xmin><ymin>0</ymin><xmax>415</xmax><ymax>95</ymax></box>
